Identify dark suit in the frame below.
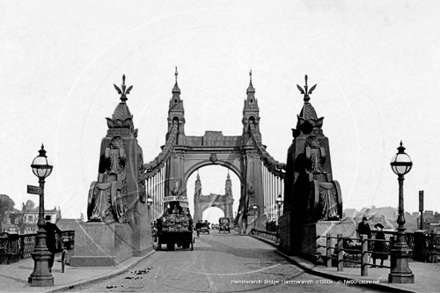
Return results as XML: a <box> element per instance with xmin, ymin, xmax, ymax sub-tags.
<box><xmin>45</xmin><ymin>222</ymin><xmax>62</xmax><ymax>270</ymax></box>
<box><xmin>357</xmin><ymin>221</ymin><xmax>372</xmax><ymax>238</ymax></box>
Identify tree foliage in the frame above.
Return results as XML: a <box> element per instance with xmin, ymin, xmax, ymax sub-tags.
<box><xmin>0</xmin><ymin>194</ymin><xmax>15</xmax><ymax>222</ymax></box>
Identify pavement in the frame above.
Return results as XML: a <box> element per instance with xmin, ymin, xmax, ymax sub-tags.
<box><xmin>0</xmin><ymin>250</ymin><xmax>155</xmax><ymax>293</ymax></box>
<box><xmin>0</xmin><ymin>238</ymin><xmax>439</xmax><ymax>293</ymax></box>
<box><xmin>253</xmin><ymin>234</ymin><xmax>440</xmax><ymax>293</ymax></box>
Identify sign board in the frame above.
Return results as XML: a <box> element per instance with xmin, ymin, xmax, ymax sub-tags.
<box><xmin>163</xmin><ymin>195</ymin><xmax>188</xmax><ymax>203</ymax></box>
<box><xmin>27</xmin><ymin>185</ymin><xmax>42</xmax><ymax>195</ymax></box>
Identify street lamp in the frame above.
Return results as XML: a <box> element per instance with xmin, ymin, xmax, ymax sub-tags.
<box><xmin>146</xmin><ymin>194</ymin><xmax>153</xmax><ymax>216</ymax></box>
<box><xmin>389</xmin><ymin>141</ymin><xmax>414</xmax><ymax>283</ymax></box>
<box><xmin>28</xmin><ymin>145</ymin><xmax>54</xmax><ymax>287</ymax></box>
<box><xmin>146</xmin><ymin>195</ymin><xmax>153</xmax><ymax>208</ymax></box>
<box><xmin>276</xmin><ymin>194</ymin><xmax>283</xmax><ymax>223</ymax></box>
<box><xmin>252</xmin><ymin>204</ymin><xmax>258</xmax><ymax>228</ymax></box>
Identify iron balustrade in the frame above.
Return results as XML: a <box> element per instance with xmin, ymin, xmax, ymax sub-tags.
<box><xmin>250</xmin><ymin>228</ymin><xmax>279</xmax><ymax>244</ymax></box>
<box><xmin>323</xmin><ymin>233</ymin><xmax>392</xmax><ymax>277</ymax></box>
<box><xmin>420</xmin><ymin>232</ymin><xmax>440</xmax><ymax>263</ymax></box>
<box><xmin>0</xmin><ymin>230</ymin><xmax>75</xmax><ymax>264</ymax></box>
<box><xmin>20</xmin><ymin>233</ymin><xmax>37</xmax><ymax>259</ymax></box>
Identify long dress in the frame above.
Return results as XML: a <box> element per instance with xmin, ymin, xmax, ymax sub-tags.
<box><xmin>372</xmin><ymin>231</ymin><xmax>388</xmax><ymax>260</ymax></box>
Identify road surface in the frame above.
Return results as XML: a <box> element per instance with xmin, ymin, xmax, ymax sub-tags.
<box><xmin>77</xmin><ymin>231</ymin><xmax>378</xmax><ymax>292</ymax></box>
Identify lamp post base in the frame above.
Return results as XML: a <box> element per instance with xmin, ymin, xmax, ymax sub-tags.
<box><xmin>388</xmin><ymin>272</ymin><xmax>414</xmax><ymax>284</ymax></box>
<box><xmin>388</xmin><ymin>246</ymin><xmax>414</xmax><ymax>284</ymax></box>
<box><xmin>28</xmin><ymin>250</ymin><xmax>54</xmax><ymax>287</ymax></box>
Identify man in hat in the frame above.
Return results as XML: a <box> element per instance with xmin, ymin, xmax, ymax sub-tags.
<box><xmin>45</xmin><ymin>215</ymin><xmax>61</xmax><ymax>273</ymax></box>
<box><xmin>372</xmin><ymin>223</ymin><xmax>387</xmax><ymax>267</ymax></box>
<box><xmin>357</xmin><ymin>216</ymin><xmax>372</xmax><ymax>239</ymax></box>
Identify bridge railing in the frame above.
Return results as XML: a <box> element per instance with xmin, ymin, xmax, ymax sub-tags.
<box><xmin>0</xmin><ymin>230</ymin><xmax>75</xmax><ymax>265</ymax></box>
<box><xmin>248</xmin><ymin>122</ymin><xmax>286</xmax><ymax>224</ymax></box>
<box><xmin>250</xmin><ymin>228</ymin><xmax>279</xmax><ymax>244</ymax></box>
<box><xmin>323</xmin><ymin>233</ymin><xmax>391</xmax><ymax>277</ymax></box>
<box><xmin>393</xmin><ymin>231</ymin><xmax>440</xmax><ymax>263</ymax></box>
<box><xmin>143</xmin><ymin>124</ymin><xmax>179</xmax><ymax>220</ymax></box>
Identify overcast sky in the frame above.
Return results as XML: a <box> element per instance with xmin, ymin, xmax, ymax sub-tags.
<box><xmin>1</xmin><ymin>1</ymin><xmax>439</xmax><ymax>220</ymax></box>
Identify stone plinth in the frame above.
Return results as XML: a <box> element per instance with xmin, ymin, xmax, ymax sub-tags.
<box><xmin>131</xmin><ymin>201</ymin><xmax>153</xmax><ymax>257</ymax></box>
<box><xmin>278</xmin><ymin>212</ymin><xmax>291</xmax><ymax>253</ymax></box>
<box><xmin>70</xmin><ymin>222</ymin><xmax>133</xmax><ymax>267</ymax></box>
<box><xmin>300</xmin><ymin>221</ymin><xmax>356</xmax><ymax>263</ymax></box>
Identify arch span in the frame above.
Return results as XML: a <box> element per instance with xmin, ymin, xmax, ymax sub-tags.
<box><xmin>202</xmin><ymin>206</ymin><xmax>225</xmax><ymax>223</ymax></box>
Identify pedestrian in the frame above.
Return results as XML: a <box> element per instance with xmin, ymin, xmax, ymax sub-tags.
<box><xmin>45</xmin><ymin>215</ymin><xmax>61</xmax><ymax>273</ymax></box>
<box><xmin>372</xmin><ymin>223</ymin><xmax>388</xmax><ymax>267</ymax></box>
<box><xmin>195</xmin><ymin>220</ymin><xmax>202</xmax><ymax>237</ymax></box>
<box><xmin>357</xmin><ymin>216</ymin><xmax>372</xmax><ymax>239</ymax></box>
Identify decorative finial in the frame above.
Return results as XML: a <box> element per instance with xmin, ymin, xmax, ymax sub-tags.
<box><xmin>39</xmin><ymin>144</ymin><xmax>47</xmax><ymax>157</ymax></box>
<box><xmin>175</xmin><ymin>67</ymin><xmax>178</xmax><ymax>83</ymax></box>
<box><xmin>246</xmin><ymin>69</ymin><xmax>255</xmax><ymax>94</ymax></box>
<box><xmin>296</xmin><ymin>74</ymin><xmax>317</xmax><ymax>103</ymax></box>
<box><xmin>113</xmin><ymin>74</ymin><xmax>133</xmax><ymax>102</ymax></box>
<box><xmin>397</xmin><ymin>140</ymin><xmax>406</xmax><ymax>153</ymax></box>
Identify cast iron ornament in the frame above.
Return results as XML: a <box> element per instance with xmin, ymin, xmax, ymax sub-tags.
<box><xmin>297</xmin><ymin>75</ymin><xmax>317</xmax><ymax>103</ymax></box>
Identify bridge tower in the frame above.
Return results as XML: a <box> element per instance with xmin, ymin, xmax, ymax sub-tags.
<box><xmin>165</xmin><ymin>67</ymin><xmax>187</xmax><ymax>196</ymax></box>
<box><xmin>193</xmin><ymin>171</ymin><xmax>202</xmax><ymax>221</ymax></box>
<box><xmin>239</xmin><ymin>71</ymin><xmax>265</xmax><ymax>230</ymax></box>
<box><xmin>167</xmin><ymin>67</ymin><xmax>186</xmax><ymax>142</ymax></box>
<box><xmin>193</xmin><ymin>171</ymin><xmax>234</xmax><ymax>223</ymax></box>
<box><xmin>224</xmin><ymin>171</ymin><xmax>234</xmax><ymax>220</ymax></box>
<box><xmin>152</xmin><ymin>69</ymin><xmax>276</xmax><ymax>233</ymax></box>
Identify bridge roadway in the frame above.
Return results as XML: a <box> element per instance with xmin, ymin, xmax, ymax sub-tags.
<box><xmin>77</xmin><ymin>231</ymin><xmax>375</xmax><ymax>293</ymax></box>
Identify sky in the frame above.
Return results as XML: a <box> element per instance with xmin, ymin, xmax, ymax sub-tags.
<box><xmin>1</xmin><ymin>1</ymin><xmax>440</xmax><ymax>221</ymax></box>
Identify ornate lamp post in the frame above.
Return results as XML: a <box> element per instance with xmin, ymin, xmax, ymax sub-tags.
<box><xmin>28</xmin><ymin>145</ymin><xmax>54</xmax><ymax>287</ymax></box>
<box><xmin>389</xmin><ymin>141</ymin><xmax>414</xmax><ymax>283</ymax></box>
<box><xmin>146</xmin><ymin>195</ymin><xmax>153</xmax><ymax>207</ymax></box>
<box><xmin>146</xmin><ymin>195</ymin><xmax>153</xmax><ymax>216</ymax></box>
<box><xmin>276</xmin><ymin>194</ymin><xmax>283</xmax><ymax>223</ymax></box>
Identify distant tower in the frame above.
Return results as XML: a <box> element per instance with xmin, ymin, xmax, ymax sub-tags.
<box><xmin>242</xmin><ymin>70</ymin><xmax>261</xmax><ymax>141</ymax></box>
<box><xmin>224</xmin><ymin>171</ymin><xmax>234</xmax><ymax>219</ymax></box>
<box><xmin>225</xmin><ymin>171</ymin><xmax>232</xmax><ymax>196</ymax></box>
<box><xmin>194</xmin><ymin>171</ymin><xmax>202</xmax><ymax>198</ymax></box>
<box><xmin>193</xmin><ymin>171</ymin><xmax>202</xmax><ymax>222</ymax></box>
<box><xmin>167</xmin><ymin>67</ymin><xmax>186</xmax><ymax>144</ymax></box>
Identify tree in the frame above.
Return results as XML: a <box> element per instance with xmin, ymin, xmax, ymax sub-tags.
<box><xmin>0</xmin><ymin>194</ymin><xmax>15</xmax><ymax>223</ymax></box>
